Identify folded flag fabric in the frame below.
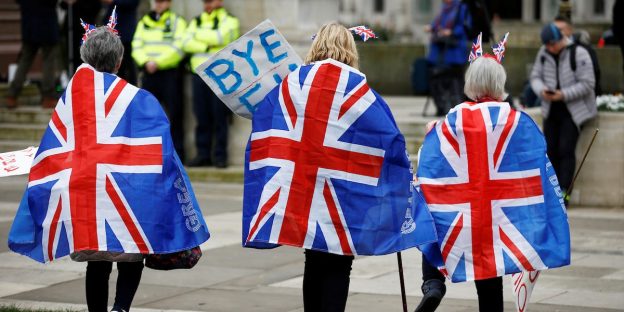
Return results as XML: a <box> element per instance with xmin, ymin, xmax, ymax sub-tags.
<box><xmin>242</xmin><ymin>59</ymin><xmax>437</xmax><ymax>256</ymax></box>
<box><xmin>8</xmin><ymin>64</ymin><xmax>209</xmax><ymax>263</ymax></box>
<box><xmin>417</xmin><ymin>101</ymin><xmax>570</xmax><ymax>282</ymax></box>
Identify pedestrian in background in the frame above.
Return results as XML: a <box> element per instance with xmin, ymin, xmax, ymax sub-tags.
<box><xmin>426</xmin><ymin>0</ymin><xmax>471</xmax><ymax>116</ymax></box>
<box><xmin>530</xmin><ymin>23</ymin><xmax>597</xmax><ymax>205</ymax></box>
<box><xmin>613</xmin><ymin>0</ymin><xmax>624</xmax><ymax>85</ymax></box>
<box><xmin>6</xmin><ymin>0</ymin><xmax>60</xmax><ymax>109</ymax></box>
<box><xmin>101</xmin><ymin>0</ymin><xmax>139</xmax><ymax>84</ymax></box>
<box><xmin>61</xmin><ymin>0</ymin><xmax>102</xmax><ymax>73</ymax></box>
<box><xmin>132</xmin><ymin>0</ymin><xmax>187</xmax><ymax>161</ymax></box>
<box><xmin>183</xmin><ymin>0</ymin><xmax>239</xmax><ymax>168</ymax></box>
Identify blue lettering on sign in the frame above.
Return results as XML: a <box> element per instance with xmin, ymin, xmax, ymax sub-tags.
<box><xmin>232</xmin><ymin>40</ymin><xmax>259</xmax><ymax>76</ymax></box>
<box><xmin>289</xmin><ymin>63</ymin><xmax>298</xmax><ymax>71</ymax></box>
<box><xmin>240</xmin><ymin>83</ymin><xmax>261</xmax><ymax>113</ymax></box>
<box><xmin>260</xmin><ymin>29</ymin><xmax>287</xmax><ymax>64</ymax></box>
<box><xmin>273</xmin><ymin>73</ymin><xmax>282</xmax><ymax>84</ymax></box>
<box><xmin>205</xmin><ymin>59</ymin><xmax>242</xmax><ymax>95</ymax></box>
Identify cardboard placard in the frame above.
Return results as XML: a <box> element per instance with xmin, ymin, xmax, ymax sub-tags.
<box><xmin>196</xmin><ymin>19</ymin><xmax>303</xmax><ymax>119</ymax></box>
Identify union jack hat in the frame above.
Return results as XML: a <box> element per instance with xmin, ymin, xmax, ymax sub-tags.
<box><xmin>81</xmin><ymin>6</ymin><xmax>119</xmax><ymax>45</ymax></box>
<box><xmin>469</xmin><ymin>32</ymin><xmax>510</xmax><ymax>64</ymax></box>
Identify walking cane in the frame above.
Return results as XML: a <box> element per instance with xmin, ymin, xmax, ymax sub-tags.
<box><xmin>397</xmin><ymin>252</ymin><xmax>408</xmax><ymax>312</ymax></box>
<box><xmin>565</xmin><ymin>128</ymin><xmax>599</xmax><ymax>202</ymax></box>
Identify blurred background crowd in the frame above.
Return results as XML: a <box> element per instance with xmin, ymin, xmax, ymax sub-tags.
<box><xmin>0</xmin><ymin>0</ymin><xmax>621</xmax><ymax>169</ymax></box>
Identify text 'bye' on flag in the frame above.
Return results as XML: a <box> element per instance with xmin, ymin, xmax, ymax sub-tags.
<box><xmin>8</xmin><ymin>64</ymin><xmax>209</xmax><ymax>263</ymax></box>
<box><xmin>242</xmin><ymin>59</ymin><xmax>437</xmax><ymax>256</ymax></box>
<box><xmin>417</xmin><ymin>101</ymin><xmax>570</xmax><ymax>282</ymax></box>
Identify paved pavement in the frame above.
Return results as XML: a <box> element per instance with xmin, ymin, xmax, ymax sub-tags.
<box><xmin>0</xmin><ymin>175</ymin><xmax>623</xmax><ymax>312</ymax></box>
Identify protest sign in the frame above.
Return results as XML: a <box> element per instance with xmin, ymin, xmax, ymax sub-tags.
<box><xmin>0</xmin><ymin>146</ymin><xmax>38</xmax><ymax>177</ymax></box>
<box><xmin>196</xmin><ymin>19</ymin><xmax>302</xmax><ymax>119</ymax></box>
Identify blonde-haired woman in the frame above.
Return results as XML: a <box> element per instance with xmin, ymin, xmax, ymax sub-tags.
<box><xmin>304</xmin><ymin>22</ymin><xmax>357</xmax><ymax>312</ymax></box>
<box><xmin>242</xmin><ymin>22</ymin><xmax>424</xmax><ymax>311</ymax></box>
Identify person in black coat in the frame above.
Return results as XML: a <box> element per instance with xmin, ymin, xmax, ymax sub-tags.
<box><xmin>6</xmin><ymin>0</ymin><xmax>60</xmax><ymax>109</ymax></box>
<box><xmin>101</xmin><ymin>0</ymin><xmax>139</xmax><ymax>84</ymax></box>
<box><xmin>61</xmin><ymin>0</ymin><xmax>102</xmax><ymax>73</ymax></box>
<box><xmin>613</xmin><ymin>0</ymin><xmax>624</xmax><ymax>81</ymax></box>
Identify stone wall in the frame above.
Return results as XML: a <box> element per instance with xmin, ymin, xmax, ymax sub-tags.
<box><xmin>357</xmin><ymin>44</ymin><xmax>624</xmax><ymax>97</ymax></box>
<box><xmin>525</xmin><ymin>110</ymin><xmax>624</xmax><ymax>208</ymax></box>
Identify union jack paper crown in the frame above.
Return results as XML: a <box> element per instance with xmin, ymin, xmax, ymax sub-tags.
<box><xmin>417</xmin><ymin>101</ymin><xmax>571</xmax><ymax>282</ymax></box>
<box><xmin>311</xmin><ymin>25</ymin><xmax>377</xmax><ymax>42</ymax></box>
<box><xmin>469</xmin><ymin>32</ymin><xmax>509</xmax><ymax>64</ymax></box>
<box><xmin>81</xmin><ymin>6</ymin><xmax>118</xmax><ymax>45</ymax></box>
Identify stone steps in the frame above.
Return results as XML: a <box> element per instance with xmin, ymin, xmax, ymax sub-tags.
<box><xmin>0</xmin><ymin>96</ymin><xmax>433</xmax><ymax>183</ymax></box>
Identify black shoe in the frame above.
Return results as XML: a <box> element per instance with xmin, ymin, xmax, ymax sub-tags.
<box><xmin>415</xmin><ymin>279</ymin><xmax>446</xmax><ymax>312</ymax></box>
<box><xmin>214</xmin><ymin>160</ymin><xmax>227</xmax><ymax>168</ymax></box>
<box><xmin>187</xmin><ymin>156</ymin><xmax>212</xmax><ymax>167</ymax></box>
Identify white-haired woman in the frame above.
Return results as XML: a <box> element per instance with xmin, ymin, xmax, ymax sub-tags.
<box><xmin>416</xmin><ymin>55</ymin><xmax>507</xmax><ymax>312</ymax></box>
<box><xmin>75</xmin><ymin>26</ymin><xmax>144</xmax><ymax>312</ymax></box>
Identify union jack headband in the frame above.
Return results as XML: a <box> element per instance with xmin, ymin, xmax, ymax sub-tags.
<box><xmin>81</xmin><ymin>6</ymin><xmax>119</xmax><ymax>45</ymax></box>
<box><xmin>311</xmin><ymin>25</ymin><xmax>377</xmax><ymax>42</ymax></box>
<box><xmin>348</xmin><ymin>25</ymin><xmax>377</xmax><ymax>42</ymax></box>
<box><xmin>468</xmin><ymin>32</ymin><xmax>510</xmax><ymax>64</ymax></box>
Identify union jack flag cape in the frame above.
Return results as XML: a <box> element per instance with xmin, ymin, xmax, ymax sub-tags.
<box><xmin>417</xmin><ymin>101</ymin><xmax>570</xmax><ymax>282</ymax></box>
<box><xmin>241</xmin><ymin>59</ymin><xmax>437</xmax><ymax>256</ymax></box>
<box><xmin>8</xmin><ymin>64</ymin><xmax>209</xmax><ymax>263</ymax></box>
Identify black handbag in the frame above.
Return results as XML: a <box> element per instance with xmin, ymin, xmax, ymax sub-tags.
<box><xmin>145</xmin><ymin>246</ymin><xmax>202</xmax><ymax>270</ymax></box>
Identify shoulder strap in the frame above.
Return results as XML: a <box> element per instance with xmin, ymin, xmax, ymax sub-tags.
<box><xmin>569</xmin><ymin>44</ymin><xmax>577</xmax><ymax>72</ymax></box>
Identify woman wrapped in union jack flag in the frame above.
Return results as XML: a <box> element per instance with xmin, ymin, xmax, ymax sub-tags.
<box><xmin>8</xmin><ymin>9</ymin><xmax>210</xmax><ymax>312</ymax></box>
<box><xmin>414</xmin><ymin>33</ymin><xmax>570</xmax><ymax>312</ymax></box>
<box><xmin>242</xmin><ymin>22</ymin><xmax>439</xmax><ymax>311</ymax></box>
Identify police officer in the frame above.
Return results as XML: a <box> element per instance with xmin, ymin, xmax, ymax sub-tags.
<box><xmin>132</xmin><ymin>0</ymin><xmax>187</xmax><ymax>160</ymax></box>
<box><xmin>183</xmin><ymin>0</ymin><xmax>239</xmax><ymax>168</ymax></box>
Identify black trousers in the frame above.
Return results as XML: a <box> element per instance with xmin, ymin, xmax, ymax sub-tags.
<box><xmin>142</xmin><ymin>68</ymin><xmax>185</xmax><ymax>161</ymax></box>
<box><xmin>86</xmin><ymin>261</ymin><xmax>144</xmax><ymax>312</ymax></box>
<box><xmin>303</xmin><ymin>249</ymin><xmax>354</xmax><ymax>312</ymax></box>
<box><xmin>543</xmin><ymin>102</ymin><xmax>580</xmax><ymax>192</ymax></box>
<box><xmin>429</xmin><ymin>65</ymin><xmax>465</xmax><ymax>116</ymax></box>
<box><xmin>191</xmin><ymin>74</ymin><xmax>229</xmax><ymax>163</ymax></box>
<box><xmin>9</xmin><ymin>42</ymin><xmax>58</xmax><ymax>98</ymax></box>
<box><xmin>422</xmin><ymin>256</ymin><xmax>503</xmax><ymax>312</ymax></box>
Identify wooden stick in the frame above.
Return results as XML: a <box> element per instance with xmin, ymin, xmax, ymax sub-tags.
<box><xmin>566</xmin><ymin>128</ymin><xmax>599</xmax><ymax>199</ymax></box>
<box><xmin>397</xmin><ymin>252</ymin><xmax>408</xmax><ymax>312</ymax></box>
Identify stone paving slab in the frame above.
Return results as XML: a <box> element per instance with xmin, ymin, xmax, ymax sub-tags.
<box><xmin>140</xmin><ymin>288</ymin><xmax>302</xmax><ymax>312</ymax></box>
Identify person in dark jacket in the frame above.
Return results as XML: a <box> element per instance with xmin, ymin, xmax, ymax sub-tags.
<box><xmin>61</xmin><ymin>0</ymin><xmax>102</xmax><ymax>73</ymax></box>
<box><xmin>426</xmin><ymin>0</ymin><xmax>472</xmax><ymax>116</ymax></box>
<box><xmin>613</xmin><ymin>0</ymin><xmax>624</xmax><ymax>81</ymax></box>
<box><xmin>101</xmin><ymin>0</ymin><xmax>139</xmax><ymax>84</ymax></box>
<box><xmin>6</xmin><ymin>0</ymin><xmax>60</xmax><ymax>109</ymax></box>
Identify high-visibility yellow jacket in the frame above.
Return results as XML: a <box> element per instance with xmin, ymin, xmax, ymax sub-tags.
<box><xmin>182</xmin><ymin>7</ymin><xmax>240</xmax><ymax>73</ymax></box>
<box><xmin>132</xmin><ymin>10</ymin><xmax>187</xmax><ymax>70</ymax></box>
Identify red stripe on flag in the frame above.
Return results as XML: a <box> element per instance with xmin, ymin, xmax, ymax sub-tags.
<box><xmin>280</xmin><ymin>76</ymin><xmax>298</xmax><ymax>128</ymax></box>
<box><xmin>247</xmin><ymin>189</ymin><xmax>280</xmax><ymax>242</ymax></box>
<box><xmin>323</xmin><ymin>181</ymin><xmax>352</xmax><ymax>255</ymax></box>
<box><xmin>493</xmin><ymin>109</ymin><xmax>516</xmax><ymax>166</ymax></box>
<box><xmin>47</xmin><ymin>198</ymin><xmax>63</xmax><ymax>261</ymax></box>
<box><xmin>104</xmin><ymin>80</ymin><xmax>128</xmax><ymax>117</ymax></box>
<box><xmin>442</xmin><ymin>121</ymin><xmax>460</xmax><ymax>155</ymax></box>
<box><xmin>105</xmin><ymin>176</ymin><xmax>149</xmax><ymax>253</ymax></box>
<box><xmin>441</xmin><ymin>214</ymin><xmax>463</xmax><ymax>262</ymax></box>
<box><xmin>339</xmin><ymin>84</ymin><xmax>369</xmax><ymax>119</ymax></box>
<box><xmin>51</xmin><ymin>111</ymin><xmax>67</xmax><ymax>142</ymax></box>
<box><xmin>499</xmin><ymin>227</ymin><xmax>535</xmax><ymax>271</ymax></box>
